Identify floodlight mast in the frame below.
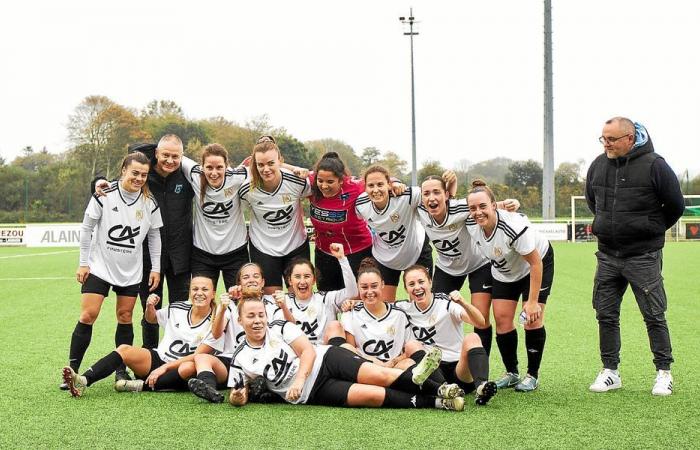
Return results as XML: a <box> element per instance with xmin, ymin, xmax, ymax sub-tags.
<box><xmin>400</xmin><ymin>8</ymin><xmax>419</xmax><ymax>186</ymax></box>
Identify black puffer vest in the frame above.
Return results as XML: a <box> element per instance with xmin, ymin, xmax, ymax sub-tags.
<box><xmin>587</xmin><ymin>138</ymin><xmax>666</xmax><ymax>257</ymax></box>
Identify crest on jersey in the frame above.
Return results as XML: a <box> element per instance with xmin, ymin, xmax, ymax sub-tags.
<box><xmin>494</xmin><ymin>247</ymin><xmax>503</xmax><ymax>258</ymax></box>
<box><xmin>175</xmin><ymin>184</ymin><xmax>183</xmax><ymax>194</ymax></box>
<box><xmin>282</xmin><ymin>194</ymin><xmax>292</xmax><ymax>204</ymax></box>
<box><xmin>307</xmin><ymin>305</ymin><xmax>317</xmax><ymax>317</ymax></box>
<box><xmin>390</xmin><ymin>213</ymin><xmax>400</xmax><ymax>223</ymax></box>
<box><xmin>224</xmin><ymin>187</ymin><xmax>234</xmax><ymax>198</ymax></box>
<box><xmin>135</xmin><ymin>210</ymin><xmax>144</xmax><ymax>221</ymax></box>
<box><xmin>448</xmin><ymin>223</ymin><xmax>458</xmax><ymax>231</ymax></box>
<box><xmin>386</xmin><ymin>325</ymin><xmax>396</xmax><ymax>336</ymax></box>
<box><xmin>269</xmin><ymin>338</ymin><xmax>279</xmax><ymax>348</ymax></box>
<box><xmin>429</xmin><ymin>313</ymin><xmax>437</xmax><ymax>326</ymax></box>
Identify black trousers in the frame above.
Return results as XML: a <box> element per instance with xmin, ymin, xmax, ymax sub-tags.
<box><xmin>593</xmin><ymin>249</ymin><xmax>673</xmax><ymax>371</ymax></box>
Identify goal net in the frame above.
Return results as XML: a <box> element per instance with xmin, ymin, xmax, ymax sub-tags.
<box><xmin>570</xmin><ymin>195</ymin><xmax>700</xmax><ymax>242</ymax></box>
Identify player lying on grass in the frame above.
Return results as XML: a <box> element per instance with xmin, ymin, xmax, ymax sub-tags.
<box><xmin>209</xmin><ymin>288</ymin><xmax>467</xmax><ymax>410</ymax></box>
<box><xmin>273</xmin><ymin>243</ymin><xmax>358</xmax><ymax>344</ymax></box>
<box><xmin>62</xmin><ymin>276</ymin><xmax>219</xmax><ymax>397</ymax></box>
<box><xmin>395</xmin><ymin>265</ymin><xmax>498</xmax><ymax>406</ymax></box>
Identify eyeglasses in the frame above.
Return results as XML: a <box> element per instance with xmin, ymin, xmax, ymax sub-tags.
<box><xmin>598</xmin><ymin>134</ymin><xmax>631</xmax><ymax>144</ymax></box>
<box><xmin>256</xmin><ymin>135</ymin><xmax>276</xmax><ymax>144</ymax></box>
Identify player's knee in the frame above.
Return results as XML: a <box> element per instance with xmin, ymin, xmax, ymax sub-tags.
<box><xmin>462</xmin><ymin>333</ymin><xmax>481</xmax><ymax>351</ymax></box>
<box><xmin>79</xmin><ymin>310</ymin><xmax>99</xmax><ymax>324</ymax></box>
<box><xmin>116</xmin><ymin>309</ymin><xmax>133</xmax><ymax>323</ymax></box>
<box><xmin>324</xmin><ymin>321</ymin><xmax>345</xmax><ymax>341</ymax></box>
<box><xmin>403</xmin><ymin>340</ymin><xmax>424</xmax><ymax>357</ymax></box>
<box><xmin>178</xmin><ymin>362</ymin><xmax>196</xmax><ymax>379</ymax></box>
<box><xmin>115</xmin><ymin>344</ymin><xmax>133</xmax><ymax>357</ymax></box>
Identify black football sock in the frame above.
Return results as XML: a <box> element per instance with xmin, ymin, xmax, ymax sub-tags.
<box><xmin>381</xmin><ymin>388</ymin><xmax>434</xmax><ymax>408</ymax></box>
<box><xmin>83</xmin><ymin>351</ymin><xmax>123</xmax><ymax>386</ymax></box>
<box><xmin>328</xmin><ymin>336</ymin><xmax>347</xmax><ymax>346</ymax></box>
<box><xmin>496</xmin><ymin>329</ymin><xmax>519</xmax><ymax>374</ymax></box>
<box><xmin>389</xmin><ymin>367</ymin><xmax>442</xmax><ymax>395</ymax></box>
<box><xmin>525</xmin><ymin>326</ymin><xmax>546</xmax><ymax>378</ymax></box>
<box><xmin>467</xmin><ymin>347</ymin><xmax>489</xmax><ymax>387</ymax></box>
<box><xmin>145</xmin><ymin>369</ymin><xmax>190</xmax><ymax>392</ymax></box>
<box><xmin>474</xmin><ymin>325</ymin><xmax>493</xmax><ymax>356</ymax></box>
<box><xmin>114</xmin><ymin>323</ymin><xmax>134</xmax><ymax>373</ymax></box>
<box><xmin>141</xmin><ymin>318</ymin><xmax>159</xmax><ymax>350</ymax></box>
<box><xmin>68</xmin><ymin>322</ymin><xmax>93</xmax><ymax>371</ymax></box>
<box><xmin>197</xmin><ymin>370</ymin><xmax>217</xmax><ymax>389</ymax></box>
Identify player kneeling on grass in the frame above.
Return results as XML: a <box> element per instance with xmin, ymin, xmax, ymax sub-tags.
<box><xmin>395</xmin><ymin>265</ymin><xmax>497</xmax><ymax>406</ymax></box>
<box><xmin>62</xmin><ymin>276</ymin><xmax>219</xmax><ymax>397</ymax></box>
<box><xmin>202</xmin><ymin>288</ymin><xmax>465</xmax><ymax>410</ymax></box>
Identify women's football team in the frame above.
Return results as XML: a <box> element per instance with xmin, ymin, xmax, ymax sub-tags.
<box><xmin>62</xmin><ymin>134</ymin><xmax>554</xmax><ymax>412</ymax></box>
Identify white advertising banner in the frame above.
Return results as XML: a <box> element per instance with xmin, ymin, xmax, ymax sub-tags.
<box><xmin>531</xmin><ymin>223</ymin><xmax>568</xmax><ymax>241</ymax></box>
<box><xmin>24</xmin><ymin>224</ymin><xmax>82</xmax><ymax>247</ymax></box>
<box><xmin>0</xmin><ymin>227</ymin><xmax>24</xmax><ymax>246</ymax></box>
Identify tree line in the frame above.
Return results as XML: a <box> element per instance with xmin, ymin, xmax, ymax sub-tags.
<box><xmin>2</xmin><ymin>96</ymin><xmax>698</xmax><ymax>223</ymax></box>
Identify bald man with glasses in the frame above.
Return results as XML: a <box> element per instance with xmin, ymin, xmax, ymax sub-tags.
<box><xmin>585</xmin><ymin>117</ymin><xmax>684</xmax><ymax>396</ymax></box>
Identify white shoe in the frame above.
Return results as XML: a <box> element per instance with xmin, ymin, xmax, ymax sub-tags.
<box><xmin>651</xmin><ymin>370</ymin><xmax>673</xmax><ymax>396</ymax></box>
<box><xmin>589</xmin><ymin>369</ymin><xmax>622</xmax><ymax>393</ymax></box>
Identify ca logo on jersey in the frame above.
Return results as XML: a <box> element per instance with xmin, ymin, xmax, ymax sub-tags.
<box><xmin>263</xmin><ymin>349</ymin><xmax>293</xmax><ymax>386</ymax></box>
<box><xmin>378</xmin><ymin>225</ymin><xmax>407</xmax><ymax>247</ymax></box>
<box><xmin>433</xmin><ymin>237</ymin><xmax>461</xmax><ymax>257</ymax></box>
<box><xmin>363</xmin><ymin>339</ymin><xmax>394</xmax><ymax>360</ymax></box>
<box><xmin>165</xmin><ymin>340</ymin><xmax>195</xmax><ymax>360</ymax></box>
<box><xmin>107</xmin><ymin>225</ymin><xmax>140</xmax><ymax>249</ymax></box>
<box><xmin>202</xmin><ymin>200</ymin><xmax>233</xmax><ymax>219</ymax></box>
<box><xmin>412</xmin><ymin>326</ymin><xmax>437</xmax><ymax>345</ymax></box>
<box><xmin>263</xmin><ymin>205</ymin><xmax>294</xmax><ymax>226</ymax></box>
<box><xmin>297</xmin><ymin>319</ymin><xmax>319</xmax><ymax>340</ymax></box>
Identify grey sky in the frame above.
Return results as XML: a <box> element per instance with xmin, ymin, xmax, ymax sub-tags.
<box><xmin>1</xmin><ymin>0</ymin><xmax>698</xmax><ymax>176</ymax></box>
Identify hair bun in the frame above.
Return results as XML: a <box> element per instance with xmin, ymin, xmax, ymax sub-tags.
<box><xmin>471</xmin><ymin>179</ymin><xmax>487</xmax><ymax>188</ymax></box>
<box><xmin>322</xmin><ymin>151</ymin><xmax>340</xmax><ymax>160</ymax></box>
<box><xmin>358</xmin><ymin>257</ymin><xmax>379</xmax><ymax>271</ymax></box>
<box><xmin>240</xmin><ymin>287</ymin><xmax>263</xmax><ymax>300</ymax></box>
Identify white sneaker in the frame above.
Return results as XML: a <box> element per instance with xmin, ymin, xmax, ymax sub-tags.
<box><xmin>589</xmin><ymin>369</ymin><xmax>622</xmax><ymax>393</ymax></box>
<box><xmin>651</xmin><ymin>370</ymin><xmax>673</xmax><ymax>396</ymax></box>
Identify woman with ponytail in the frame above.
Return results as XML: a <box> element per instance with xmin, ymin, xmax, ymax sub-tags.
<box><xmin>466</xmin><ymin>179</ymin><xmax>554</xmax><ymax>392</ymax></box>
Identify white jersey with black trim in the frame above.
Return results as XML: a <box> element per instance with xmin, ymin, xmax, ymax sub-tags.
<box><xmin>227</xmin><ymin>321</ymin><xmax>328</xmax><ymax>404</ymax></box>
<box><xmin>84</xmin><ymin>182</ymin><xmax>163</xmax><ymax>286</ymax></box>
<box><xmin>203</xmin><ymin>295</ymin><xmax>282</xmax><ymax>357</ymax></box>
<box><xmin>355</xmin><ymin>187</ymin><xmax>426</xmax><ymax>270</ymax></box>
<box><xmin>394</xmin><ymin>293</ymin><xmax>465</xmax><ymax>362</ymax></box>
<box><xmin>181</xmin><ymin>157</ymin><xmax>248</xmax><ymax>254</ymax></box>
<box><xmin>467</xmin><ymin>209</ymin><xmax>550</xmax><ymax>283</ymax></box>
<box><xmin>155</xmin><ymin>302</ymin><xmax>217</xmax><ymax>363</ymax></box>
<box><xmin>284</xmin><ymin>256</ymin><xmax>355</xmax><ymax>344</ymax></box>
<box><xmin>416</xmin><ymin>198</ymin><xmax>487</xmax><ymax>276</ymax></box>
<box><xmin>340</xmin><ymin>303</ymin><xmax>411</xmax><ymax>362</ymax></box>
<box><xmin>238</xmin><ymin>169</ymin><xmax>311</xmax><ymax>256</ymax></box>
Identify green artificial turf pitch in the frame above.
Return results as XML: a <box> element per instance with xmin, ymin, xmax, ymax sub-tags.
<box><xmin>0</xmin><ymin>242</ymin><xmax>698</xmax><ymax>449</ymax></box>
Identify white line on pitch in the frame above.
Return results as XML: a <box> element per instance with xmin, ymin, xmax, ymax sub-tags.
<box><xmin>0</xmin><ymin>277</ymin><xmax>73</xmax><ymax>281</ymax></box>
<box><xmin>0</xmin><ymin>250</ymin><xmax>78</xmax><ymax>259</ymax></box>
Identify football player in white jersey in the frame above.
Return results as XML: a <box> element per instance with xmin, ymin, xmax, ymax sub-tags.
<box><xmin>355</xmin><ymin>165</ymin><xmax>446</xmax><ymax>301</ymax></box>
<box><xmin>467</xmin><ymin>180</ymin><xmax>554</xmax><ymax>392</ymax></box>
<box><xmin>238</xmin><ymin>136</ymin><xmax>312</xmax><ymax>295</ymax></box>
<box><xmin>275</xmin><ymin>243</ymin><xmax>358</xmax><ymax>345</ymax></box>
<box><xmin>330</xmin><ymin>259</ymin><xmax>415</xmax><ymax>366</ymax></box>
<box><xmin>397</xmin><ymin>265</ymin><xmax>498</xmax><ymax>406</ymax></box>
<box><xmin>184</xmin><ymin>262</ymin><xmax>284</xmax><ymax>403</ymax></box>
<box><xmin>180</xmin><ymin>143</ymin><xmax>249</xmax><ymax>290</ymax></box>
<box><xmin>223</xmin><ymin>292</ymin><xmax>466</xmax><ymax>411</ymax></box>
<box><xmin>65</xmin><ymin>152</ymin><xmax>163</xmax><ymax>386</ymax></box>
<box><xmin>417</xmin><ymin>175</ymin><xmax>519</xmax><ymax>357</ymax></box>
<box><xmin>62</xmin><ymin>276</ymin><xmax>218</xmax><ymax>397</ymax></box>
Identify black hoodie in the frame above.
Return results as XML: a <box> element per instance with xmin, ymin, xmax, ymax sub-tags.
<box><xmin>585</xmin><ymin>135</ymin><xmax>684</xmax><ymax>257</ymax></box>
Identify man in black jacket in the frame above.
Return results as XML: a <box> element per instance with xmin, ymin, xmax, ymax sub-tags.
<box><xmin>585</xmin><ymin>117</ymin><xmax>684</xmax><ymax>396</ymax></box>
<box><xmin>129</xmin><ymin>135</ymin><xmax>194</xmax><ymax>349</ymax></box>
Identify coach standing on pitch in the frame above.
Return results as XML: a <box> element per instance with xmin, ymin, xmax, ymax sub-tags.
<box><xmin>585</xmin><ymin>117</ymin><xmax>684</xmax><ymax>396</ymax></box>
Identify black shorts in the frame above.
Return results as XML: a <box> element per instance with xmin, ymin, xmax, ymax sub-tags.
<box><xmin>491</xmin><ymin>245</ymin><xmax>554</xmax><ymax>303</ymax></box>
<box><xmin>432</xmin><ymin>264</ymin><xmax>493</xmax><ymax>296</ymax></box>
<box><xmin>81</xmin><ymin>273</ymin><xmax>140</xmax><ymax>297</ymax></box>
<box><xmin>191</xmin><ymin>243</ymin><xmax>250</xmax><ymax>290</ymax></box>
<box><xmin>307</xmin><ymin>346</ymin><xmax>368</xmax><ymax>406</ymax></box>
<box><xmin>377</xmin><ymin>234</ymin><xmax>434</xmax><ymax>287</ymax></box>
<box><xmin>315</xmin><ymin>245</ymin><xmax>373</xmax><ymax>292</ymax></box>
<box><xmin>249</xmin><ymin>240</ymin><xmax>310</xmax><ymax>288</ymax></box>
<box><xmin>134</xmin><ymin>349</ymin><xmax>166</xmax><ymax>380</ymax></box>
<box><xmin>438</xmin><ymin>361</ymin><xmax>476</xmax><ymax>394</ymax></box>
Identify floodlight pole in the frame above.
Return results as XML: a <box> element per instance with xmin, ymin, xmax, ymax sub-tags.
<box><xmin>400</xmin><ymin>9</ymin><xmax>419</xmax><ymax>186</ymax></box>
<box><xmin>543</xmin><ymin>0</ymin><xmax>555</xmax><ymax>221</ymax></box>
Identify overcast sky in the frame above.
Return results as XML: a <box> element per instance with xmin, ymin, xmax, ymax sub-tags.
<box><xmin>1</xmin><ymin>0</ymin><xmax>699</xmax><ymax>177</ymax></box>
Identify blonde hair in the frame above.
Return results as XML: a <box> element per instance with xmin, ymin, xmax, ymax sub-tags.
<box><xmin>237</xmin><ymin>287</ymin><xmax>265</xmax><ymax>315</ymax></box>
<box><xmin>250</xmin><ymin>136</ymin><xmax>283</xmax><ymax>190</ymax></box>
